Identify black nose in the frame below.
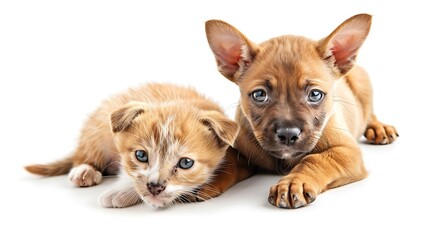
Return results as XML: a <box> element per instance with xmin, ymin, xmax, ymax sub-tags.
<box><xmin>147</xmin><ymin>182</ymin><xmax>165</xmax><ymax>196</ymax></box>
<box><xmin>276</xmin><ymin>127</ymin><xmax>301</xmax><ymax>146</ymax></box>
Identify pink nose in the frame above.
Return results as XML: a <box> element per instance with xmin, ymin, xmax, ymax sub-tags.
<box><xmin>147</xmin><ymin>182</ymin><xmax>165</xmax><ymax>196</ymax></box>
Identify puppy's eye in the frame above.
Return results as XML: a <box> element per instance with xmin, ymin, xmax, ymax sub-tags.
<box><xmin>177</xmin><ymin>158</ymin><xmax>194</xmax><ymax>169</ymax></box>
<box><xmin>135</xmin><ymin>150</ymin><xmax>148</xmax><ymax>162</ymax></box>
<box><xmin>308</xmin><ymin>90</ymin><xmax>324</xmax><ymax>103</ymax></box>
<box><xmin>250</xmin><ymin>89</ymin><xmax>268</xmax><ymax>103</ymax></box>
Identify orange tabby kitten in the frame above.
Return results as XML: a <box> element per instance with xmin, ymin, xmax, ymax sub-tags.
<box><xmin>26</xmin><ymin>83</ymin><xmax>238</xmax><ymax>208</ymax></box>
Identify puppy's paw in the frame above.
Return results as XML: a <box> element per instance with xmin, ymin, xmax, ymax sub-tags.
<box><xmin>99</xmin><ymin>187</ymin><xmax>142</xmax><ymax>208</ymax></box>
<box><xmin>364</xmin><ymin>121</ymin><xmax>398</xmax><ymax>145</ymax></box>
<box><xmin>268</xmin><ymin>174</ymin><xmax>317</xmax><ymax>209</ymax></box>
<box><xmin>68</xmin><ymin>164</ymin><xmax>102</xmax><ymax>187</ymax></box>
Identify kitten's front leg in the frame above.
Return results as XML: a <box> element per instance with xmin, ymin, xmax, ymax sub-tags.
<box><xmin>99</xmin><ymin>177</ymin><xmax>142</xmax><ymax>208</ymax></box>
<box><xmin>68</xmin><ymin>164</ymin><xmax>102</xmax><ymax>187</ymax></box>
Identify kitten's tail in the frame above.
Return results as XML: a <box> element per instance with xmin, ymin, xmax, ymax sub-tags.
<box><xmin>25</xmin><ymin>157</ymin><xmax>74</xmax><ymax>176</ymax></box>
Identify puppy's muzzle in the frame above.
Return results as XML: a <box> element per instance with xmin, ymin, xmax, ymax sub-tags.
<box><xmin>276</xmin><ymin>127</ymin><xmax>301</xmax><ymax>146</ymax></box>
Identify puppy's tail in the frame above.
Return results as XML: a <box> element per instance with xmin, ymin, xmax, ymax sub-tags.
<box><xmin>25</xmin><ymin>157</ymin><xmax>74</xmax><ymax>176</ymax></box>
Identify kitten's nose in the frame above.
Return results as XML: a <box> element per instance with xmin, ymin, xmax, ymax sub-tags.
<box><xmin>276</xmin><ymin>127</ymin><xmax>301</xmax><ymax>146</ymax></box>
<box><xmin>147</xmin><ymin>182</ymin><xmax>165</xmax><ymax>196</ymax></box>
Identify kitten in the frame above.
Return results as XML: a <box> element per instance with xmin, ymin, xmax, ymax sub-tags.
<box><xmin>25</xmin><ymin>83</ymin><xmax>238</xmax><ymax>208</ymax></box>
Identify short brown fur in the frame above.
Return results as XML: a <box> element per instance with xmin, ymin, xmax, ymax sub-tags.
<box><xmin>204</xmin><ymin>14</ymin><xmax>398</xmax><ymax>208</ymax></box>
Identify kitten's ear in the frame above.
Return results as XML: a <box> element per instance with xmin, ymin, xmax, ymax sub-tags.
<box><xmin>200</xmin><ymin>111</ymin><xmax>239</xmax><ymax>146</ymax></box>
<box><xmin>318</xmin><ymin>14</ymin><xmax>372</xmax><ymax>75</ymax></box>
<box><xmin>111</xmin><ymin>102</ymin><xmax>146</xmax><ymax>133</ymax></box>
<box><xmin>205</xmin><ymin>20</ymin><xmax>258</xmax><ymax>82</ymax></box>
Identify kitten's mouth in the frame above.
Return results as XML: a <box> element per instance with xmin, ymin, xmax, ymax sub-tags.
<box><xmin>140</xmin><ymin>193</ymin><xmax>175</xmax><ymax>208</ymax></box>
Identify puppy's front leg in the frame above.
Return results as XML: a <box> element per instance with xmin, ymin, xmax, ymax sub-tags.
<box><xmin>268</xmin><ymin>142</ymin><xmax>367</xmax><ymax>209</ymax></box>
<box><xmin>196</xmin><ymin>147</ymin><xmax>255</xmax><ymax>201</ymax></box>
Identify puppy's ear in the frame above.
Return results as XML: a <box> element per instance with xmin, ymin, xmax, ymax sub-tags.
<box><xmin>205</xmin><ymin>20</ymin><xmax>258</xmax><ymax>82</ymax></box>
<box><xmin>200</xmin><ymin>111</ymin><xmax>239</xmax><ymax>147</ymax></box>
<box><xmin>111</xmin><ymin>102</ymin><xmax>145</xmax><ymax>133</ymax></box>
<box><xmin>318</xmin><ymin>14</ymin><xmax>372</xmax><ymax>75</ymax></box>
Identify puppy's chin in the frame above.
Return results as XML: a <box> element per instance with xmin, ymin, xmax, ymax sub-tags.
<box><xmin>269</xmin><ymin>150</ymin><xmax>307</xmax><ymax>160</ymax></box>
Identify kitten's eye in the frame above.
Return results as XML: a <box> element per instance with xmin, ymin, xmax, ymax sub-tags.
<box><xmin>250</xmin><ymin>89</ymin><xmax>268</xmax><ymax>103</ymax></box>
<box><xmin>177</xmin><ymin>158</ymin><xmax>194</xmax><ymax>169</ymax></box>
<box><xmin>135</xmin><ymin>150</ymin><xmax>148</xmax><ymax>162</ymax></box>
<box><xmin>308</xmin><ymin>90</ymin><xmax>324</xmax><ymax>103</ymax></box>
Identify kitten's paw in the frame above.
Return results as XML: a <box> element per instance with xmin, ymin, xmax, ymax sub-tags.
<box><xmin>68</xmin><ymin>164</ymin><xmax>102</xmax><ymax>187</ymax></box>
<box><xmin>268</xmin><ymin>174</ymin><xmax>317</xmax><ymax>209</ymax></box>
<box><xmin>364</xmin><ymin>121</ymin><xmax>398</xmax><ymax>144</ymax></box>
<box><xmin>99</xmin><ymin>187</ymin><xmax>142</xmax><ymax>208</ymax></box>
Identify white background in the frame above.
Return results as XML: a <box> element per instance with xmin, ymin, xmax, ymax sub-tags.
<box><xmin>1</xmin><ymin>1</ymin><xmax>427</xmax><ymax>239</ymax></box>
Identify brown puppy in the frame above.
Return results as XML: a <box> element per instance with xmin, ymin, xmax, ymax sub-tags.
<box><xmin>25</xmin><ymin>83</ymin><xmax>238</xmax><ymax>208</ymax></box>
<box><xmin>204</xmin><ymin>14</ymin><xmax>398</xmax><ymax>208</ymax></box>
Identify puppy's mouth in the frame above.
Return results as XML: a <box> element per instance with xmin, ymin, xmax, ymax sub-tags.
<box><xmin>256</xmin><ymin>129</ymin><xmax>319</xmax><ymax>160</ymax></box>
<box><xmin>257</xmin><ymin>139</ymin><xmax>308</xmax><ymax>159</ymax></box>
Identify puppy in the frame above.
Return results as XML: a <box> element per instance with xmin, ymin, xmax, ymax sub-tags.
<box><xmin>25</xmin><ymin>83</ymin><xmax>238</xmax><ymax>208</ymax></box>
<box><xmin>204</xmin><ymin>14</ymin><xmax>398</xmax><ymax>208</ymax></box>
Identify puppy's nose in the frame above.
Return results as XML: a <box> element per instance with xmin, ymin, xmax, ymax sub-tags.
<box><xmin>147</xmin><ymin>182</ymin><xmax>165</xmax><ymax>196</ymax></box>
<box><xmin>276</xmin><ymin>127</ymin><xmax>301</xmax><ymax>146</ymax></box>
